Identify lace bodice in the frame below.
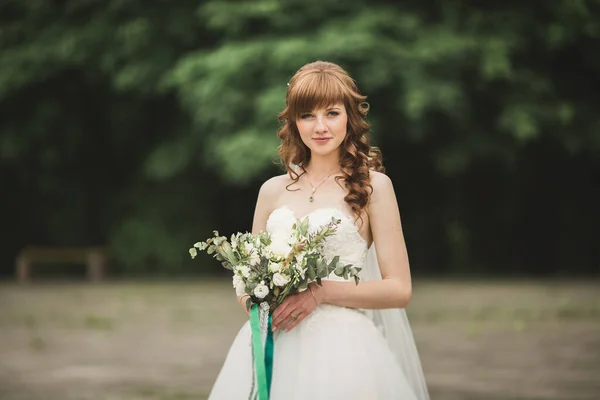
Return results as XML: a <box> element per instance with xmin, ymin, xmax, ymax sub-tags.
<box><xmin>266</xmin><ymin>206</ymin><xmax>368</xmax><ymax>281</ymax></box>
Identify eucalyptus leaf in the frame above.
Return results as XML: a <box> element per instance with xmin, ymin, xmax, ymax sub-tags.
<box><xmin>329</xmin><ymin>256</ymin><xmax>340</xmax><ymax>268</ymax></box>
<box><xmin>307</xmin><ymin>267</ymin><xmax>317</xmax><ymax>281</ymax></box>
<box><xmin>223</xmin><ymin>247</ymin><xmax>238</xmax><ymax>264</ymax></box>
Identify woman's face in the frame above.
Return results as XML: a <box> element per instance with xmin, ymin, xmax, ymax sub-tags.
<box><xmin>295</xmin><ymin>102</ymin><xmax>347</xmax><ymax>158</ymax></box>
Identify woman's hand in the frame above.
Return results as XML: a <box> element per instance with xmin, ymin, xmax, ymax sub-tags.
<box><xmin>238</xmin><ymin>295</ymin><xmax>251</xmax><ymax>315</ymax></box>
<box><xmin>272</xmin><ymin>284</ymin><xmax>320</xmax><ymax>332</ymax></box>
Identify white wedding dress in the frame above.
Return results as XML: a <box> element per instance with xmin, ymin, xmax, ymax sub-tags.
<box><xmin>208</xmin><ymin>206</ymin><xmax>429</xmax><ymax>400</ymax></box>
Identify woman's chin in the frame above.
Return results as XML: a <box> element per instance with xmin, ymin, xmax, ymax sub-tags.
<box><xmin>308</xmin><ymin>145</ymin><xmax>341</xmax><ymax>158</ymax></box>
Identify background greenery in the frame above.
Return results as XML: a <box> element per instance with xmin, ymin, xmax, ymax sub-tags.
<box><xmin>1</xmin><ymin>0</ymin><xmax>599</xmax><ymax>278</ymax></box>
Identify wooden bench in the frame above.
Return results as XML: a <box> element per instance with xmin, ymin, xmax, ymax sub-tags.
<box><xmin>16</xmin><ymin>246</ymin><xmax>108</xmax><ymax>283</ymax></box>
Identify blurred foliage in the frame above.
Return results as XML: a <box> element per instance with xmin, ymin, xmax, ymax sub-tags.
<box><xmin>0</xmin><ymin>0</ymin><xmax>599</xmax><ymax>276</ymax></box>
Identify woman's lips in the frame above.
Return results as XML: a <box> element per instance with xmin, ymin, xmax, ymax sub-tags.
<box><xmin>313</xmin><ymin>137</ymin><xmax>332</xmax><ymax>143</ymax></box>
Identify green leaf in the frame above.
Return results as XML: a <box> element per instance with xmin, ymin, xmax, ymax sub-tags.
<box><xmin>328</xmin><ymin>256</ymin><xmax>340</xmax><ymax>268</ymax></box>
<box><xmin>306</xmin><ymin>267</ymin><xmax>317</xmax><ymax>281</ymax></box>
<box><xmin>297</xmin><ymin>281</ymin><xmax>308</xmax><ymax>292</ymax></box>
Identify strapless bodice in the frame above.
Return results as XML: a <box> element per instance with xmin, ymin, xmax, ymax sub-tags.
<box><xmin>266</xmin><ymin>206</ymin><xmax>368</xmax><ymax>282</ymax></box>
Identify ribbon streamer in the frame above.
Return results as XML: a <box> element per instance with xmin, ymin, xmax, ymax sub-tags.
<box><xmin>249</xmin><ymin>304</ymin><xmax>274</xmax><ymax>400</ymax></box>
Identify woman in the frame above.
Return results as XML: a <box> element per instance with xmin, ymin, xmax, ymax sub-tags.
<box><xmin>208</xmin><ymin>61</ymin><xmax>430</xmax><ymax>399</ymax></box>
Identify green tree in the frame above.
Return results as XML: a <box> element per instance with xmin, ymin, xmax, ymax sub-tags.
<box><xmin>1</xmin><ymin>0</ymin><xmax>598</xmax><ymax>276</ymax></box>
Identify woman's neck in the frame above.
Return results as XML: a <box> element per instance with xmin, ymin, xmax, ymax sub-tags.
<box><xmin>304</xmin><ymin>152</ymin><xmax>342</xmax><ymax>180</ymax></box>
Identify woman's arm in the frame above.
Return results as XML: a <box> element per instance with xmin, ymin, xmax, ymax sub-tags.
<box><xmin>312</xmin><ymin>171</ymin><xmax>413</xmax><ymax>309</ymax></box>
<box><xmin>236</xmin><ymin>175</ymin><xmax>281</xmax><ymax>313</ymax></box>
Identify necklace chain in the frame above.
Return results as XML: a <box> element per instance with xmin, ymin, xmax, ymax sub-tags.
<box><xmin>306</xmin><ymin>170</ymin><xmax>339</xmax><ymax>203</ymax></box>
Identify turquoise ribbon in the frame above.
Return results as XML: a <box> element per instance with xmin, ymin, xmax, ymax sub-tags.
<box><xmin>249</xmin><ymin>304</ymin><xmax>274</xmax><ymax>400</ymax></box>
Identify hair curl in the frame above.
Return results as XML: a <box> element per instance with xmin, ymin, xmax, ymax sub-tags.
<box><xmin>276</xmin><ymin>60</ymin><xmax>385</xmax><ymax>219</ymax></box>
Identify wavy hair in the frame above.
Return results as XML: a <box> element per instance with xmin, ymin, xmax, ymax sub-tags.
<box><xmin>277</xmin><ymin>61</ymin><xmax>385</xmax><ymax>218</ymax></box>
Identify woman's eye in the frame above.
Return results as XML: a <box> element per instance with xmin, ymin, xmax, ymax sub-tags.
<box><xmin>300</xmin><ymin>114</ymin><xmax>313</xmax><ymax>119</ymax></box>
<box><xmin>328</xmin><ymin>111</ymin><xmax>339</xmax><ymax>116</ymax></box>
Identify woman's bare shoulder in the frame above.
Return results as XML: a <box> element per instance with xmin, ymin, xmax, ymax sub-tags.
<box><xmin>257</xmin><ymin>172</ymin><xmax>295</xmax><ymax>202</ymax></box>
<box><xmin>368</xmin><ymin>170</ymin><xmax>394</xmax><ymax>196</ymax></box>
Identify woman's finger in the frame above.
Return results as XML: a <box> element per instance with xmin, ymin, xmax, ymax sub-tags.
<box><xmin>283</xmin><ymin>310</ymin><xmax>306</xmax><ymax>332</ymax></box>
<box><xmin>273</xmin><ymin>306</ymin><xmax>297</xmax><ymax>330</ymax></box>
<box><xmin>272</xmin><ymin>300</ymin><xmax>291</xmax><ymax>323</ymax></box>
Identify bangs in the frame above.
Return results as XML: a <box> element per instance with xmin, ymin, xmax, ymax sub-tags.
<box><xmin>287</xmin><ymin>72</ymin><xmax>350</xmax><ymax>118</ymax></box>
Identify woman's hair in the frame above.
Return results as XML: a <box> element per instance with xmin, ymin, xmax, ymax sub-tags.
<box><xmin>277</xmin><ymin>60</ymin><xmax>385</xmax><ymax>218</ymax></box>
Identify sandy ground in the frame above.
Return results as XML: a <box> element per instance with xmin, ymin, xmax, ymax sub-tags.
<box><xmin>0</xmin><ymin>279</ymin><xmax>599</xmax><ymax>400</ymax></box>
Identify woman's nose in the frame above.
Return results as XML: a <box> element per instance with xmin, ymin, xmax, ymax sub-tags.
<box><xmin>314</xmin><ymin>117</ymin><xmax>328</xmax><ymax>132</ymax></box>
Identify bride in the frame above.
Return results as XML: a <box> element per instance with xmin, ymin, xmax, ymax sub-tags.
<box><xmin>208</xmin><ymin>61</ymin><xmax>430</xmax><ymax>399</ymax></box>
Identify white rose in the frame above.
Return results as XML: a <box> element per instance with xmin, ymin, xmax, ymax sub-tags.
<box><xmin>268</xmin><ymin>262</ymin><xmax>282</xmax><ymax>273</ymax></box>
<box><xmin>254</xmin><ymin>284</ymin><xmax>269</xmax><ymax>299</ymax></box>
<box><xmin>232</xmin><ymin>275</ymin><xmax>246</xmax><ymax>296</ymax></box>
<box><xmin>268</xmin><ymin>236</ymin><xmax>292</xmax><ymax>258</ymax></box>
<box><xmin>272</xmin><ymin>272</ymin><xmax>291</xmax><ymax>287</ymax></box>
<box><xmin>287</xmin><ymin>235</ymin><xmax>298</xmax><ymax>246</ymax></box>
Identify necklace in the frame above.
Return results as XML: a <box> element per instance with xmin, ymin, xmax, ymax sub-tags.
<box><xmin>306</xmin><ymin>170</ymin><xmax>339</xmax><ymax>203</ymax></box>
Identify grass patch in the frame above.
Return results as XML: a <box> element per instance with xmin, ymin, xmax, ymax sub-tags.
<box><xmin>29</xmin><ymin>335</ymin><xmax>45</xmax><ymax>351</ymax></box>
<box><xmin>83</xmin><ymin>315</ymin><xmax>115</xmax><ymax>331</ymax></box>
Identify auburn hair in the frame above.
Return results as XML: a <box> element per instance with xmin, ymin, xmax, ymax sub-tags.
<box><xmin>276</xmin><ymin>60</ymin><xmax>385</xmax><ymax>219</ymax></box>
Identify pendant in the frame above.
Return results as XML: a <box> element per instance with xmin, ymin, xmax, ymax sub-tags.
<box><xmin>309</xmin><ymin>196</ymin><xmax>314</xmax><ymax>202</ymax></box>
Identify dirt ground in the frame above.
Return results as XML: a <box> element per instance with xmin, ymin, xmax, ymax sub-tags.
<box><xmin>0</xmin><ymin>279</ymin><xmax>599</xmax><ymax>400</ymax></box>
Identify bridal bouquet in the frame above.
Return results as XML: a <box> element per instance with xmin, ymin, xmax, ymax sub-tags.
<box><xmin>189</xmin><ymin>215</ymin><xmax>361</xmax><ymax>399</ymax></box>
<box><xmin>189</xmin><ymin>216</ymin><xmax>361</xmax><ymax>313</ymax></box>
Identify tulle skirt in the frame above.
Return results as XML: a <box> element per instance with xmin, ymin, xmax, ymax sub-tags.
<box><xmin>208</xmin><ymin>304</ymin><xmax>419</xmax><ymax>400</ymax></box>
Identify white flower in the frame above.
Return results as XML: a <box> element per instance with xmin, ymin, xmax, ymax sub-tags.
<box><xmin>287</xmin><ymin>235</ymin><xmax>298</xmax><ymax>246</ymax></box>
<box><xmin>268</xmin><ymin>262</ymin><xmax>282</xmax><ymax>273</ymax></box>
<box><xmin>249</xmin><ymin>252</ymin><xmax>261</xmax><ymax>266</ymax></box>
<box><xmin>269</xmin><ymin>236</ymin><xmax>292</xmax><ymax>258</ymax></box>
<box><xmin>189</xmin><ymin>248</ymin><xmax>197</xmax><ymax>258</ymax></box>
<box><xmin>295</xmin><ymin>253</ymin><xmax>305</xmax><ymax>266</ymax></box>
<box><xmin>272</xmin><ymin>272</ymin><xmax>291</xmax><ymax>287</ymax></box>
<box><xmin>236</xmin><ymin>265</ymin><xmax>251</xmax><ymax>278</ymax></box>
<box><xmin>232</xmin><ymin>274</ymin><xmax>246</xmax><ymax>296</ymax></box>
<box><xmin>254</xmin><ymin>284</ymin><xmax>269</xmax><ymax>299</ymax></box>
<box><xmin>245</xmin><ymin>242</ymin><xmax>255</xmax><ymax>254</ymax></box>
